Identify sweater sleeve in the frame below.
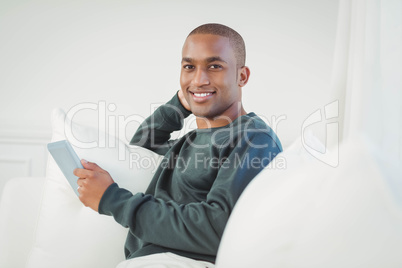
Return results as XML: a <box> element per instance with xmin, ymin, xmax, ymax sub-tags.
<box><xmin>129</xmin><ymin>91</ymin><xmax>192</xmax><ymax>155</ymax></box>
<box><xmin>99</xmin><ymin>131</ymin><xmax>282</xmax><ymax>256</ymax></box>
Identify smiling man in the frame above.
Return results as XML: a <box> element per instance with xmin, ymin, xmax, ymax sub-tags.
<box><xmin>179</xmin><ymin>32</ymin><xmax>248</xmax><ymax>127</ymax></box>
<box><xmin>74</xmin><ymin>23</ymin><xmax>282</xmax><ymax>267</ymax></box>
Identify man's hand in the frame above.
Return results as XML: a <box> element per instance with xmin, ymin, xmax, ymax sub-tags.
<box><xmin>73</xmin><ymin>160</ymin><xmax>114</xmax><ymax>212</ymax></box>
<box><xmin>178</xmin><ymin>89</ymin><xmax>191</xmax><ymax>112</ymax></box>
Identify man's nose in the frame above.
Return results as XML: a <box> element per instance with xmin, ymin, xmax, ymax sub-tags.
<box><xmin>192</xmin><ymin>68</ymin><xmax>210</xmax><ymax>87</ymax></box>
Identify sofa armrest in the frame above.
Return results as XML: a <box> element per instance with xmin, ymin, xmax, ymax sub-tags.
<box><xmin>0</xmin><ymin>176</ymin><xmax>46</xmax><ymax>268</ymax></box>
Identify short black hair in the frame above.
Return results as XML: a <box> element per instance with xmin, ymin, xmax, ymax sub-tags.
<box><xmin>188</xmin><ymin>23</ymin><xmax>246</xmax><ymax>67</ymax></box>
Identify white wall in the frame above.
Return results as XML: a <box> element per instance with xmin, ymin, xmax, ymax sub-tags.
<box><xmin>0</xmin><ymin>0</ymin><xmax>339</xmax><ymax>190</ymax></box>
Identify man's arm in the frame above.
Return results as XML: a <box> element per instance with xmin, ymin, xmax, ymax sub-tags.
<box><xmin>98</xmin><ymin>131</ymin><xmax>282</xmax><ymax>256</ymax></box>
<box><xmin>130</xmin><ymin>90</ymin><xmax>191</xmax><ymax>155</ymax></box>
<box><xmin>74</xmin><ymin>90</ymin><xmax>191</xmax><ymax>211</ymax></box>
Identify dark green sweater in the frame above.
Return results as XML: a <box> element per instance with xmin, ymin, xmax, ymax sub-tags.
<box><xmin>99</xmin><ymin>93</ymin><xmax>282</xmax><ymax>263</ymax></box>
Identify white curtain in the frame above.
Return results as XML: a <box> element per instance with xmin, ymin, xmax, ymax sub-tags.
<box><xmin>329</xmin><ymin>0</ymin><xmax>402</xmax><ymax>164</ymax></box>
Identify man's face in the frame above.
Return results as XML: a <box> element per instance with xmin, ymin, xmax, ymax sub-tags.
<box><xmin>180</xmin><ymin>34</ymin><xmax>246</xmax><ymax>122</ymax></box>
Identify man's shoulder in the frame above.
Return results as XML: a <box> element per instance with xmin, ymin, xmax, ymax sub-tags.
<box><xmin>236</xmin><ymin>113</ymin><xmax>283</xmax><ymax>151</ymax></box>
<box><xmin>238</xmin><ymin>112</ymin><xmax>268</xmax><ymax>129</ymax></box>
<box><xmin>235</xmin><ymin>112</ymin><xmax>271</xmax><ymax>135</ymax></box>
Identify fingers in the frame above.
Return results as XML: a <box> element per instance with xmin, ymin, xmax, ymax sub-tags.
<box><xmin>76</xmin><ymin>178</ymin><xmax>88</xmax><ymax>207</ymax></box>
<box><xmin>81</xmin><ymin>159</ymin><xmax>104</xmax><ymax>172</ymax></box>
<box><xmin>75</xmin><ymin>168</ymin><xmax>113</xmax><ymax>212</ymax></box>
<box><xmin>73</xmin><ymin>167</ymin><xmax>92</xmax><ymax>178</ymax></box>
<box><xmin>77</xmin><ymin>177</ymin><xmax>85</xmax><ymax>187</ymax></box>
<box><xmin>74</xmin><ymin>160</ymin><xmax>106</xmax><ymax>178</ymax></box>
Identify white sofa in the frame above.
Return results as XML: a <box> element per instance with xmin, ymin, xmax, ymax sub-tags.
<box><xmin>1</xmin><ymin>109</ymin><xmax>402</xmax><ymax>268</ymax></box>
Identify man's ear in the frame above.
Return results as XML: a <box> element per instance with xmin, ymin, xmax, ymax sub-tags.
<box><xmin>238</xmin><ymin>66</ymin><xmax>250</xmax><ymax>87</ymax></box>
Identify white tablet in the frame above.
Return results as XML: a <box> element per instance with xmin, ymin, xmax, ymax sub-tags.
<box><xmin>47</xmin><ymin>140</ymin><xmax>83</xmax><ymax>196</ymax></box>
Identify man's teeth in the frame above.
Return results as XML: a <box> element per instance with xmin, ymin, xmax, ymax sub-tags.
<box><xmin>194</xmin><ymin>92</ymin><xmax>212</xmax><ymax>97</ymax></box>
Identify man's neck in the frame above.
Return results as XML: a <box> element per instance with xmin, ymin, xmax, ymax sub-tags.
<box><xmin>196</xmin><ymin>106</ymin><xmax>247</xmax><ymax>129</ymax></box>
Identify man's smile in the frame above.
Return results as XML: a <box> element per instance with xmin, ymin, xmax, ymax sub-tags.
<box><xmin>189</xmin><ymin>91</ymin><xmax>216</xmax><ymax>103</ymax></box>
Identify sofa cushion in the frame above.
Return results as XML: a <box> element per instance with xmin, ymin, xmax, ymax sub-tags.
<box><xmin>216</xmin><ymin>137</ymin><xmax>402</xmax><ymax>267</ymax></box>
<box><xmin>0</xmin><ymin>177</ymin><xmax>46</xmax><ymax>268</ymax></box>
<box><xmin>26</xmin><ymin>108</ymin><xmax>162</xmax><ymax>268</ymax></box>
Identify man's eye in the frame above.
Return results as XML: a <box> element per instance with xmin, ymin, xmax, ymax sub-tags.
<box><xmin>183</xmin><ymin>65</ymin><xmax>194</xmax><ymax>70</ymax></box>
<box><xmin>209</xmin><ymin>64</ymin><xmax>222</xmax><ymax>69</ymax></box>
